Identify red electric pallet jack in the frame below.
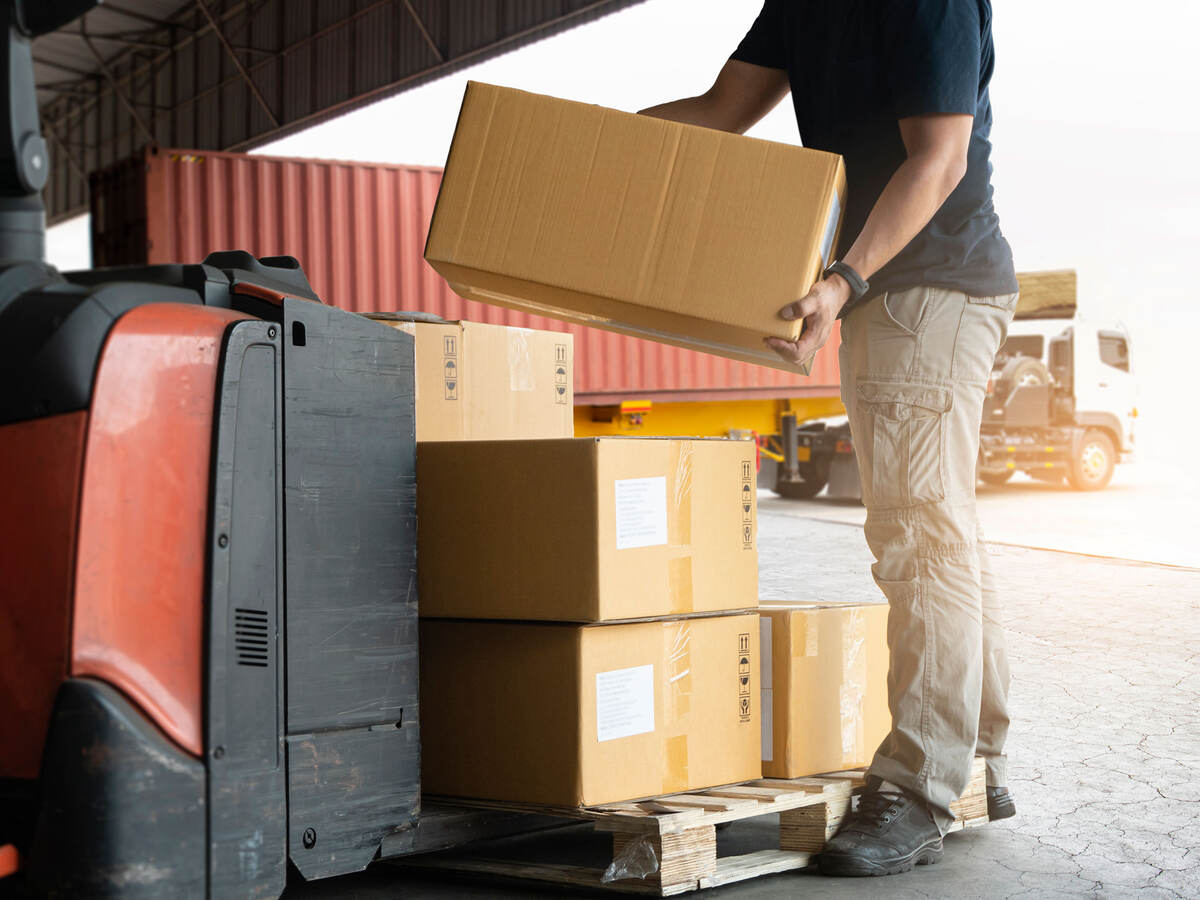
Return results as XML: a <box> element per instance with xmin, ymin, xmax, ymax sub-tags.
<box><xmin>0</xmin><ymin>2</ymin><xmax>421</xmax><ymax>896</ymax></box>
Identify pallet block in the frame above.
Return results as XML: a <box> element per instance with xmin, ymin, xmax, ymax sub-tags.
<box><xmin>404</xmin><ymin>757</ymin><xmax>989</xmax><ymax>896</ymax></box>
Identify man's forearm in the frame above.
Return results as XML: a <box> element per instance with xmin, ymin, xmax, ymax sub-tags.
<box><xmin>639</xmin><ymin>96</ymin><xmax>737</xmax><ymax>131</ymax></box>
<box><xmin>842</xmin><ymin>152</ymin><xmax>966</xmax><ymax>282</ymax></box>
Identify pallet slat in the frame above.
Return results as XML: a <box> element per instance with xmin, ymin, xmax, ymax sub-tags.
<box><xmin>411</xmin><ymin>758</ymin><xmax>990</xmax><ymax>896</ymax></box>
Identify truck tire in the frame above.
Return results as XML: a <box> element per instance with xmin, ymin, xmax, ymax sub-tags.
<box><xmin>1069</xmin><ymin>429</ymin><xmax>1115</xmax><ymax>491</ymax></box>
<box><xmin>775</xmin><ymin>462</ymin><xmax>829</xmax><ymax>500</ymax></box>
<box><xmin>995</xmin><ymin>355</ymin><xmax>1052</xmax><ymax>402</ymax></box>
<box><xmin>979</xmin><ymin>469</ymin><xmax>1015</xmax><ymax>486</ymax></box>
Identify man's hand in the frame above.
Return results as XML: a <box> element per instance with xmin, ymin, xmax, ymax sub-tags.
<box><xmin>764</xmin><ymin>275</ymin><xmax>851</xmax><ymax>367</ymax></box>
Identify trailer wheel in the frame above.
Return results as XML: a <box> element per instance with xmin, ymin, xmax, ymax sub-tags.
<box><xmin>1069</xmin><ymin>429</ymin><xmax>1115</xmax><ymax>491</ymax></box>
<box><xmin>979</xmin><ymin>469</ymin><xmax>1015</xmax><ymax>486</ymax></box>
<box><xmin>774</xmin><ymin>462</ymin><xmax>829</xmax><ymax>500</ymax></box>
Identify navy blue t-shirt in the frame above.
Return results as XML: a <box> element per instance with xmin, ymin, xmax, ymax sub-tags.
<box><xmin>731</xmin><ymin>0</ymin><xmax>1017</xmax><ymax>309</ymax></box>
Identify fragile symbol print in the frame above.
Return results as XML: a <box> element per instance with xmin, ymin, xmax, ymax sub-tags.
<box><xmin>740</xmin><ymin>458</ymin><xmax>754</xmax><ymax>548</ymax></box>
<box><xmin>443</xmin><ymin>336</ymin><xmax>458</xmax><ymax>400</ymax></box>
<box><xmin>738</xmin><ymin>634</ymin><xmax>752</xmax><ymax>723</ymax></box>
<box><xmin>554</xmin><ymin>343</ymin><xmax>569</xmax><ymax>404</ymax></box>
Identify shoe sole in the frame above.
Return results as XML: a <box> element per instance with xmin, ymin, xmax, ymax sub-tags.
<box><xmin>818</xmin><ymin>839</ymin><xmax>944</xmax><ymax>877</ymax></box>
<box><xmin>987</xmin><ymin>797</ymin><xmax>1016</xmax><ymax>821</ymax></box>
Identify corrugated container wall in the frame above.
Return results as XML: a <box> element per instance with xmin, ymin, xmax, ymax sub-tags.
<box><xmin>90</xmin><ymin>147</ymin><xmax>841</xmax><ymax>402</ymax></box>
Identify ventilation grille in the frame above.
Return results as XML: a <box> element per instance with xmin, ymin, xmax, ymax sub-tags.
<box><xmin>234</xmin><ymin>608</ymin><xmax>270</xmax><ymax>668</ymax></box>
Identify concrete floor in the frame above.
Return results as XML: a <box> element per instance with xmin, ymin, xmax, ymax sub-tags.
<box><xmin>288</xmin><ymin>490</ymin><xmax>1200</xmax><ymax>899</ymax></box>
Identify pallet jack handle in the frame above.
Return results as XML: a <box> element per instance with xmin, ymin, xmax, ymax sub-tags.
<box><xmin>0</xmin><ymin>0</ymin><xmax>100</xmax><ymax>263</ymax></box>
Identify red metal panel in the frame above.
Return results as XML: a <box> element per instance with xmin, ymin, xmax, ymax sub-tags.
<box><xmin>0</xmin><ymin>412</ymin><xmax>87</xmax><ymax>779</ymax></box>
<box><xmin>73</xmin><ymin>303</ymin><xmax>251</xmax><ymax>759</ymax></box>
<box><xmin>96</xmin><ymin>146</ymin><xmax>841</xmax><ymax>399</ymax></box>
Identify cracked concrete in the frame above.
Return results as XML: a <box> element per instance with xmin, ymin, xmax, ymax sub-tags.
<box><xmin>286</xmin><ymin>505</ymin><xmax>1200</xmax><ymax>899</ymax></box>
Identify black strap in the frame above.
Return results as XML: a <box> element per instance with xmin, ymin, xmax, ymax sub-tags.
<box><xmin>824</xmin><ymin>260</ymin><xmax>870</xmax><ymax>304</ymax></box>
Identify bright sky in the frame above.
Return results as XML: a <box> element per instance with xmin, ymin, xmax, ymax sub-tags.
<box><xmin>45</xmin><ymin>0</ymin><xmax>1199</xmax><ymax>474</ymax></box>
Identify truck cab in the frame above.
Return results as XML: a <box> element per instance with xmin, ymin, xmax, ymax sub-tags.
<box><xmin>979</xmin><ymin>271</ymin><xmax>1137</xmax><ymax>490</ymax></box>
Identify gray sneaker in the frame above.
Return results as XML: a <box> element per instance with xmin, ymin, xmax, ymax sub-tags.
<box><xmin>817</xmin><ymin>778</ymin><xmax>943</xmax><ymax>877</ymax></box>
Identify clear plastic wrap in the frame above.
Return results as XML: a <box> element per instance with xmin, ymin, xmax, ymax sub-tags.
<box><xmin>601</xmin><ymin>834</ymin><xmax>660</xmax><ymax>883</ymax></box>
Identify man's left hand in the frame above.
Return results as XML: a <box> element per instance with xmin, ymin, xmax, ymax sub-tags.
<box><xmin>764</xmin><ymin>275</ymin><xmax>851</xmax><ymax>367</ymax></box>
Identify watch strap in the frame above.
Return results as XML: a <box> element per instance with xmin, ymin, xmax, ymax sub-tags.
<box><xmin>824</xmin><ymin>260</ymin><xmax>870</xmax><ymax>303</ymax></box>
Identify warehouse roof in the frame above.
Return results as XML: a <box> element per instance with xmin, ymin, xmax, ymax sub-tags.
<box><xmin>33</xmin><ymin>0</ymin><xmax>647</xmax><ymax>222</ymax></box>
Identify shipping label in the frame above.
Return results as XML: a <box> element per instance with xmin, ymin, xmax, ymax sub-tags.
<box><xmin>596</xmin><ymin>664</ymin><xmax>655</xmax><ymax>742</ymax></box>
<box><xmin>614</xmin><ymin>476</ymin><xmax>668</xmax><ymax>550</ymax></box>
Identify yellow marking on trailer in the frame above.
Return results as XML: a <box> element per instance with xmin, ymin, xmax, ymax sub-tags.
<box><xmin>1007</xmin><ymin>446</ymin><xmax>1016</xmax><ymax>453</ymax></box>
<box><xmin>1045</xmin><ymin>462</ymin><xmax>1054</xmax><ymax>468</ymax></box>
<box><xmin>574</xmin><ymin>396</ymin><xmax>845</xmax><ymax>438</ymax></box>
<box><xmin>1006</xmin><ymin>461</ymin><xmax>1016</xmax><ymax>469</ymax></box>
<box><xmin>1045</xmin><ymin>446</ymin><xmax>1054</xmax><ymax>452</ymax></box>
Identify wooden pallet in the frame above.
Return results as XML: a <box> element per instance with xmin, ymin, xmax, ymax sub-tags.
<box><xmin>403</xmin><ymin>758</ymin><xmax>989</xmax><ymax>896</ymax></box>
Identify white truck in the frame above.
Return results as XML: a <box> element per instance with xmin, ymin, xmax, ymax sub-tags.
<box><xmin>976</xmin><ymin>270</ymin><xmax>1136</xmax><ymax>490</ymax></box>
<box><xmin>768</xmin><ymin>270</ymin><xmax>1136</xmax><ymax>497</ymax></box>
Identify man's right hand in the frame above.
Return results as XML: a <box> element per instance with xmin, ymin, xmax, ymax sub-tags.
<box><xmin>638</xmin><ymin>60</ymin><xmax>789</xmax><ymax>134</ymax></box>
<box><xmin>764</xmin><ymin>275</ymin><xmax>852</xmax><ymax>368</ymax></box>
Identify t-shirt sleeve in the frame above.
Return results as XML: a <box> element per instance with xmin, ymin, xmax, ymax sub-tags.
<box><xmin>730</xmin><ymin>1</ymin><xmax>789</xmax><ymax>71</ymax></box>
<box><xmin>886</xmin><ymin>0</ymin><xmax>982</xmax><ymax>119</ymax></box>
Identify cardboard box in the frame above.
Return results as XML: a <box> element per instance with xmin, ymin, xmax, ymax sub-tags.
<box><xmin>759</xmin><ymin>602</ymin><xmax>890</xmax><ymax>779</ymax></box>
<box><xmin>420</xmin><ymin>613</ymin><xmax>762</xmax><ymax>806</ymax></box>
<box><xmin>418</xmin><ymin>437</ymin><xmax>758</xmax><ymax>621</ymax></box>
<box><xmin>367</xmin><ymin>315</ymin><xmax>573</xmax><ymax>441</ymax></box>
<box><xmin>425</xmin><ymin>82</ymin><xmax>846</xmax><ymax>374</ymax></box>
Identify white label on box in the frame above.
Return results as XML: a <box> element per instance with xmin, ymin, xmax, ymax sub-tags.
<box><xmin>820</xmin><ymin>189</ymin><xmax>842</xmax><ymax>268</ymax></box>
<box><xmin>614</xmin><ymin>476</ymin><xmax>668</xmax><ymax>550</ymax></box>
<box><xmin>596</xmin><ymin>664</ymin><xmax>655</xmax><ymax>742</ymax></box>
<box><xmin>759</xmin><ymin>617</ymin><xmax>773</xmax><ymax>761</ymax></box>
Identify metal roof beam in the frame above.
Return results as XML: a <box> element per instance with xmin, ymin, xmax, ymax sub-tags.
<box><xmin>79</xmin><ymin>22</ymin><xmax>156</xmax><ymax>143</ymax></box>
<box><xmin>402</xmin><ymin>0</ymin><xmax>444</xmax><ymax>63</ymax></box>
<box><xmin>98</xmin><ymin>2</ymin><xmax>196</xmax><ymax>31</ymax></box>
<box><xmin>192</xmin><ymin>0</ymin><xmax>280</xmax><ymax>127</ymax></box>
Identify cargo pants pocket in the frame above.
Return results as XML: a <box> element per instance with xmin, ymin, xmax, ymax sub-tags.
<box><xmin>856</xmin><ymin>381</ymin><xmax>953</xmax><ymax>509</ymax></box>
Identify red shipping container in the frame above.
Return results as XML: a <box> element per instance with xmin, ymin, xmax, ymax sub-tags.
<box><xmin>90</xmin><ymin>146</ymin><xmax>841</xmax><ymax>403</ymax></box>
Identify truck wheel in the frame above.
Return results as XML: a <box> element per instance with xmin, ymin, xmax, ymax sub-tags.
<box><xmin>775</xmin><ymin>462</ymin><xmax>829</xmax><ymax>500</ymax></box>
<box><xmin>979</xmin><ymin>469</ymin><xmax>1015</xmax><ymax>486</ymax></box>
<box><xmin>1069</xmin><ymin>429</ymin><xmax>1115</xmax><ymax>491</ymax></box>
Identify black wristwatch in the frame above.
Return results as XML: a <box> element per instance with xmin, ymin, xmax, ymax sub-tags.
<box><xmin>823</xmin><ymin>260</ymin><xmax>870</xmax><ymax>305</ymax></box>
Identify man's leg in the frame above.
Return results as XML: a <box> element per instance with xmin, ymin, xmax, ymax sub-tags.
<box><xmin>836</xmin><ymin>286</ymin><xmax>1015</xmax><ymax>832</ymax></box>
<box><xmin>976</xmin><ymin>520</ymin><xmax>1011</xmax><ymax>789</ymax></box>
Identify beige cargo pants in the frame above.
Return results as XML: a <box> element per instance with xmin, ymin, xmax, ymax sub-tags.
<box><xmin>838</xmin><ymin>284</ymin><xmax>1017</xmax><ymax>833</ymax></box>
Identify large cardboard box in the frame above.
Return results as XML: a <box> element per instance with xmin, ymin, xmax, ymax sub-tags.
<box><xmin>418</xmin><ymin>437</ymin><xmax>758</xmax><ymax>621</ymax></box>
<box><xmin>759</xmin><ymin>602</ymin><xmax>891</xmax><ymax>779</ymax></box>
<box><xmin>420</xmin><ymin>613</ymin><xmax>762</xmax><ymax>806</ymax></box>
<box><xmin>425</xmin><ymin>82</ymin><xmax>846</xmax><ymax>374</ymax></box>
<box><xmin>367</xmin><ymin>315</ymin><xmax>573</xmax><ymax>441</ymax></box>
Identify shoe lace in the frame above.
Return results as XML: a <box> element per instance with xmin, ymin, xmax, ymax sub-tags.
<box><xmin>856</xmin><ymin>788</ymin><xmax>905</xmax><ymax>826</ymax></box>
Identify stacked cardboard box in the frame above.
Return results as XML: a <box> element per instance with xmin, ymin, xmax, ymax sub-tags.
<box><xmin>418</xmin><ymin>437</ymin><xmax>763</xmax><ymax>806</ymax></box>
<box><xmin>367</xmin><ymin>315</ymin><xmax>573</xmax><ymax>441</ymax></box>
<box><xmin>759</xmin><ymin>602</ymin><xmax>891</xmax><ymax>779</ymax></box>
<box><xmin>413</xmin><ymin>83</ymin><xmax>852</xmax><ymax>808</ymax></box>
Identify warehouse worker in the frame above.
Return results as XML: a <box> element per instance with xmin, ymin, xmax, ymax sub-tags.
<box><xmin>641</xmin><ymin>0</ymin><xmax>1017</xmax><ymax>878</ymax></box>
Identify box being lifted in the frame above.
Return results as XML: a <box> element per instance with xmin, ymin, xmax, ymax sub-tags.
<box><xmin>367</xmin><ymin>315</ymin><xmax>573</xmax><ymax>441</ymax></box>
<box><xmin>417</xmin><ymin>437</ymin><xmax>758</xmax><ymax>622</ymax></box>
<box><xmin>420</xmin><ymin>613</ymin><xmax>762</xmax><ymax>807</ymax></box>
<box><xmin>425</xmin><ymin>82</ymin><xmax>846</xmax><ymax>374</ymax></box>
<box><xmin>759</xmin><ymin>602</ymin><xmax>891</xmax><ymax>779</ymax></box>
